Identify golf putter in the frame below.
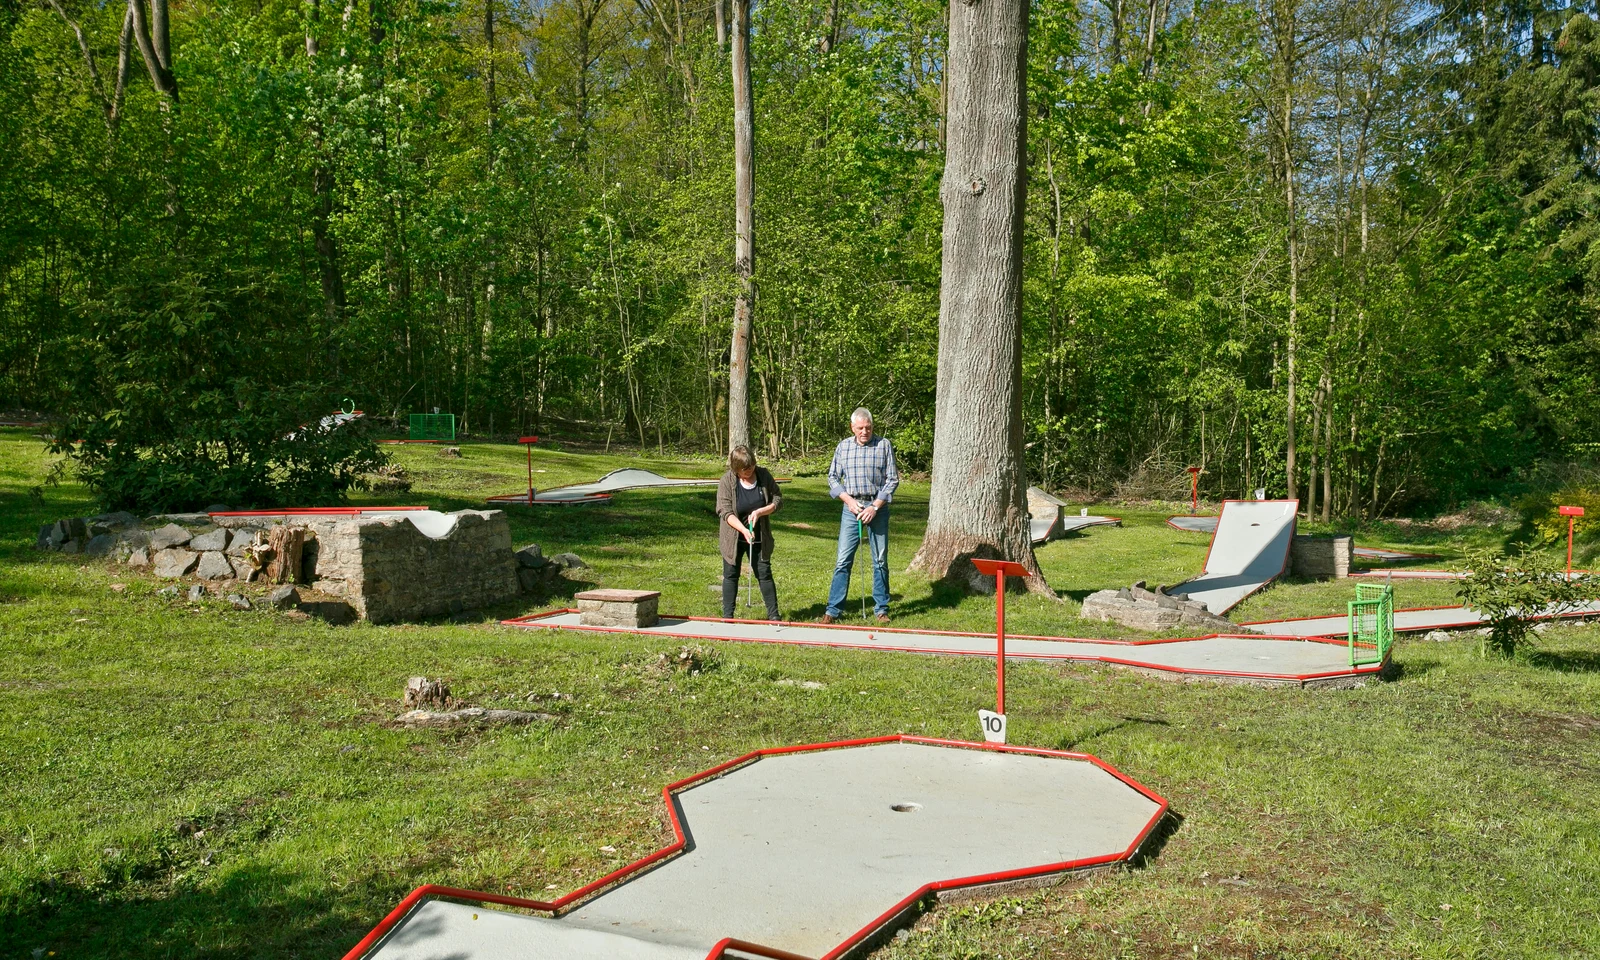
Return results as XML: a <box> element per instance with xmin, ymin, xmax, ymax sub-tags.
<box><xmin>745</xmin><ymin>519</ymin><xmax>757</xmax><ymax>612</ymax></box>
<box><xmin>856</xmin><ymin>514</ymin><xmax>868</xmax><ymax>619</ymax></box>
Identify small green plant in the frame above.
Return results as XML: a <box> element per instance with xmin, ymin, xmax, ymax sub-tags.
<box><xmin>1456</xmin><ymin>548</ymin><xmax>1599</xmax><ymax>657</ymax></box>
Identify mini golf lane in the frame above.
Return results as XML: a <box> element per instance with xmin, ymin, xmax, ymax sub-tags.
<box><xmin>1238</xmin><ymin>601</ymin><xmax>1600</xmax><ymax>638</ymax></box>
<box><xmin>506</xmin><ymin>611</ymin><xmax>1383</xmax><ymax>686</ymax></box>
<box><xmin>349</xmin><ymin>738</ymin><xmax>1168</xmax><ymax>960</ymax></box>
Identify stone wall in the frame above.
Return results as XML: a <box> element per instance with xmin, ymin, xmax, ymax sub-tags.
<box><xmin>42</xmin><ymin>508</ymin><xmax>525</xmax><ymax>623</ymax></box>
<box><xmin>1289</xmin><ymin>534</ymin><xmax>1352</xmax><ymax>580</ymax></box>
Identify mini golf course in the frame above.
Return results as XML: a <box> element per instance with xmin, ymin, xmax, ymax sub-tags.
<box><xmin>346</xmin><ymin>738</ymin><xmax>1168</xmax><ymax>960</ymax></box>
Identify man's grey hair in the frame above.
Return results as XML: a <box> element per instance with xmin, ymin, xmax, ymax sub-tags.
<box><xmin>850</xmin><ymin>407</ymin><xmax>874</xmax><ymax>426</ymax></box>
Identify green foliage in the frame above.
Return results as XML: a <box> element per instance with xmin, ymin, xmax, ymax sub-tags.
<box><xmin>48</xmin><ymin>257</ymin><xmax>386</xmax><ymax>512</ymax></box>
<box><xmin>1457</xmin><ymin>548</ymin><xmax>1599</xmax><ymax>657</ymax></box>
<box><xmin>3</xmin><ymin>0</ymin><xmax>1600</xmax><ymax>514</ymax></box>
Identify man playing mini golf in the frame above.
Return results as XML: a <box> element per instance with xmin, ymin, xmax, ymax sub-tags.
<box><xmin>822</xmin><ymin>408</ymin><xmax>900</xmax><ymax>623</ymax></box>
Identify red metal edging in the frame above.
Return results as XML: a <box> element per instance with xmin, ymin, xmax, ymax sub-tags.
<box><xmin>343</xmin><ymin>736</ymin><xmax>1169</xmax><ymax>960</ymax></box>
<box><xmin>209</xmin><ymin>506</ymin><xmax>431</xmax><ymax>518</ymax></box>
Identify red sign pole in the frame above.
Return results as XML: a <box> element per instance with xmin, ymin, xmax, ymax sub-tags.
<box><xmin>1560</xmin><ymin>505</ymin><xmax>1584</xmax><ymax>576</ymax></box>
<box><xmin>1187</xmin><ymin>466</ymin><xmax>1201</xmax><ymax>515</ymax></box>
<box><xmin>520</xmin><ymin>436</ymin><xmax>540</xmax><ymax>504</ymax></box>
<box><xmin>971</xmin><ymin>559</ymin><xmax>1029</xmax><ymax>715</ymax></box>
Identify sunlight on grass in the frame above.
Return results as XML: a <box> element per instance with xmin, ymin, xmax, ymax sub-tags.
<box><xmin>4</xmin><ymin>428</ymin><xmax>1600</xmax><ymax>959</ymax></box>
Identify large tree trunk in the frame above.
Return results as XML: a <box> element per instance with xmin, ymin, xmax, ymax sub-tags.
<box><xmin>727</xmin><ymin>0</ymin><xmax>754</xmax><ymax>451</ymax></box>
<box><xmin>909</xmin><ymin>0</ymin><xmax>1046</xmax><ymax>596</ymax></box>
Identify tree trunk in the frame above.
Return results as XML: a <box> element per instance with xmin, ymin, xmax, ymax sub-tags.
<box><xmin>909</xmin><ymin>0</ymin><xmax>1046</xmax><ymax>596</ymax></box>
<box><xmin>727</xmin><ymin>0</ymin><xmax>754</xmax><ymax>452</ymax></box>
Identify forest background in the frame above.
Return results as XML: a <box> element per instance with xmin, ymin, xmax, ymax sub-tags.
<box><xmin>2</xmin><ymin>0</ymin><xmax>1598</xmax><ymax>518</ymax></box>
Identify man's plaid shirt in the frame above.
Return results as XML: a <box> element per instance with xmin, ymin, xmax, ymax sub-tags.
<box><xmin>828</xmin><ymin>435</ymin><xmax>900</xmax><ymax>503</ymax></box>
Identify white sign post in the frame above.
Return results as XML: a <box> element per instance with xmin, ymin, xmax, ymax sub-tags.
<box><xmin>978</xmin><ymin>708</ymin><xmax>1008</xmax><ymax>744</ymax></box>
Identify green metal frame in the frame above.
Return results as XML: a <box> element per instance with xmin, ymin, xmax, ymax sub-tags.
<box><xmin>1347</xmin><ymin>582</ymin><xmax>1395</xmax><ymax>666</ymax></box>
<box><xmin>408</xmin><ymin>413</ymin><xmax>456</xmax><ymax>441</ymax></box>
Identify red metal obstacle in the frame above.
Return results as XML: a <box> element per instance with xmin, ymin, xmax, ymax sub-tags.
<box><xmin>1186</xmin><ymin>466</ymin><xmax>1202</xmax><ymax>515</ymax></box>
<box><xmin>970</xmin><ymin>559</ymin><xmax>1029</xmax><ymax>726</ymax></box>
<box><xmin>1561</xmin><ymin>505</ymin><xmax>1585</xmax><ymax>576</ymax></box>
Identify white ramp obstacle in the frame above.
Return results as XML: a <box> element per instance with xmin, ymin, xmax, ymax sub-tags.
<box><xmin>1167</xmin><ymin>499</ymin><xmax>1298</xmax><ymax>614</ymax></box>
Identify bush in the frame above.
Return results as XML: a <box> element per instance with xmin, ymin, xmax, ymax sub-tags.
<box><xmin>1457</xmin><ymin>548</ymin><xmax>1599</xmax><ymax>657</ymax></box>
<box><xmin>46</xmin><ymin>259</ymin><xmax>387</xmax><ymax>513</ymax></box>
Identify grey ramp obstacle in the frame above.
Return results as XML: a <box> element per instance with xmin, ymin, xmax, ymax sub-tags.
<box><xmin>1028</xmin><ymin>486</ymin><xmax>1120</xmax><ymax>544</ymax></box>
<box><xmin>1167</xmin><ymin>515</ymin><xmax>1218</xmax><ymax>533</ymax></box>
<box><xmin>363</xmin><ymin>742</ymin><xmax>1162</xmax><ymax>960</ymax></box>
<box><xmin>1167</xmin><ymin>500</ymin><xmax>1298</xmax><ymax>615</ymax></box>
<box><xmin>512</xmin><ymin>612</ymin><xmax>1378</xmax><ymax>684</ymax></box>
<box><xmin>536</xmin><ymin>468</ymin><xmax>720</xmax><ymax>502</ymax></box>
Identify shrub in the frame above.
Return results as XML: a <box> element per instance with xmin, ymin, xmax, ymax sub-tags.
<box><xmin>46</xmin><ymin>258</ymin><xmax>387</xmax><ymax>512</ymax></box>
<box><xmin>1457</xmin><ymin>548</ymin><xmax>1599</xmax><ymax>658</ymax></box>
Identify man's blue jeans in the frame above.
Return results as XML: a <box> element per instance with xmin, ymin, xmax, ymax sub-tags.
<box><xmin>826</xmin><ymin>504</ymin><xmax>889</xmax><ymax>617</ymax></box>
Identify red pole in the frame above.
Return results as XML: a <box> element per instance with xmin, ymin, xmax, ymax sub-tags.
<box><xmin>1560</xmin><ymin>506</ymin><xmax>1584</xmax><ymax>577</ymax></box>
<box><xmin>1188</xmin><ymin>467</ymin><xmax>1200</xmax><ymax>515</ymax></box>
<box><xmin>995</xmin><ymin>568</ymin><xmax>1005</xmax><ymax>714</ymax></box>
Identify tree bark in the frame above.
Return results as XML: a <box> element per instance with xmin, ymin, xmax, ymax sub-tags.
<box><xmin>727</xmin><ymin>0</ymin><xmax>754</xmax><ymax>452</ymax></box>
<box><xmin>909</xmin><ymin>0</ymin><xmax>1046</xmax><ymax>596</ymax></box>
<box><xmin>265</xmin><ymin>526</ymin><xmax>306</xmax><ymax>584</ymax></box>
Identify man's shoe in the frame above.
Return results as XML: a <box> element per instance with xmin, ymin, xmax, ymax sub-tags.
<box><xmin>875</xmin><ymin>613</ymin><xmax>891</xmax><ymax>624</ymax></box>
<box><xmin>820</xmin><ymin>614</ymin><xmax>837</xmax><ymax>625</ymax></box>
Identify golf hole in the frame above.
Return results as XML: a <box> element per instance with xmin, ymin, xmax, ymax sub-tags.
<box><xmin>890</xmin><ymin>802</ymin><xmax>922</xmax><ymax>813</ymax></box>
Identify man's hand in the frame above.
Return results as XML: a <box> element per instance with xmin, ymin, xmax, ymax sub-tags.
<box><xmin>841</xmin><ymin>494</ymin><xmax>862</xmax><ymax>517</ymax></box>
<box><xmin>859</xmin><ymin>503</ymin><xmax>878</xmax><ymax>524</ymax></box>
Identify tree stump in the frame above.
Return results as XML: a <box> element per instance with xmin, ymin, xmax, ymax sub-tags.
<box><xmin>264</xmin><ymin>525</ymin><xmax>305</xmax><ymax>584</ymax></box>
<box><xmin>404</xmin><ymin>676</ymin><xmax>451</xmax><ymax>709</ymax></box>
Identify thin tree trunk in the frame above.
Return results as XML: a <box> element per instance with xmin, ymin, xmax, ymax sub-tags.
<box><xmin>910</xmin><ymin>0</ymin><xmax>1046</xmax><ymax>596</ymax></box>
<box><xmin>727</xmin><ymin>0</ymin><xmax>754</xmax><ymax>451</ymax></box>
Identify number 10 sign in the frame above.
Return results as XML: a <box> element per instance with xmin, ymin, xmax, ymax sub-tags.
<box><xmin>978</xmin><ymin>709</ymin><xmax>1008</xmax><ymax>744</ymax></box>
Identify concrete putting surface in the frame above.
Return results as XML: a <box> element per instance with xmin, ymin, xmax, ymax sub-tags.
<box><xmin>352</xmin><ymin>739</ymin><xmax>1167</xmax><ymax>960</ymax></box>
<box><xmin>507</xmin><ymin>611</ymin><xmax>1383</xmax><ymax>685</ymax></box>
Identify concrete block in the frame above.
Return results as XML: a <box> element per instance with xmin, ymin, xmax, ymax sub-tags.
<box><xmin>577</xmin><ymin>589</ymin><xmax>661</xmax><ymax>628</ymax></box>
<box><xmin>1291</xmin><ymin>535</ymin><xmax>1352</xmax><ymax>580</ymax></box>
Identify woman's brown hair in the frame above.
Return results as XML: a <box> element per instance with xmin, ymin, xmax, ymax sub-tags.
<box><xmin>729</xmin><ymin>445</ymin><xmax>756</xmax><ymax>473</ymax></box>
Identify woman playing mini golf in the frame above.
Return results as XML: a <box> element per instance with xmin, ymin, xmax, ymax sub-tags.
<box><xmin>716</xmin><ymin>445</ymin><xmax>782</xmax><ymax>620</ymax></box>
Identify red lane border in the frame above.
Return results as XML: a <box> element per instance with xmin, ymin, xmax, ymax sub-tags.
<box><xmin>503</xmin><ymin>610</ymin><xmax>1383</xmax><ymax>684</ymax></box>
<box><xmin>342</xmin><ymin>736</ymin><xmax>1170</xmax><ymax>960</ymax></box>
<box><xmin>208</xmin><ymin>506</ymin><xmax>431</xmax><ymax>518</ymax></box>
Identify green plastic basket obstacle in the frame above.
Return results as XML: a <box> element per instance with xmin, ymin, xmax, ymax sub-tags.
<box><xmin>1347</xmin><ymin>582</ymin><xmax>1395</xmax><ymax>667</ymax></box>
<box><xmin>408</xmin><ymin>413</ymin><xmax>456</xmax><ymax>441</ymax></box>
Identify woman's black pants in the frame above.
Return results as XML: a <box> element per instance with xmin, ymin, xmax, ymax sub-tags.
<box><xmin>723</xmin><ymin>537</ymin><xmax>779</xmax><ymax>620</ymax></box>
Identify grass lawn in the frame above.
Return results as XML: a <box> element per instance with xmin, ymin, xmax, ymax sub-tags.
<box><xmin>3</xmin><ymin>427</ymin><xmax>1599</xmax><ymax>959</ymax></box>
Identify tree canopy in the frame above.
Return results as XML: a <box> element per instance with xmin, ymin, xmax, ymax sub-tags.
<box><xmin>2</xmin><ymin>0</ymin><xmax>1596</xmax><ymax>513</ymax></box>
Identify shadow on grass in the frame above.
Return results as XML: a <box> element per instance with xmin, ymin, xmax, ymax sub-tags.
<box><xmin>1130</xmin><ymin>808</ymin><xmax>1184</xmax><ymax>870</ymax></box>
<box><xmin>1052</xmin><ymin>715</ymin><xmax>1170</xmax><ymax>752</ymax></box>
<box><xmin>1388</xmin><ymin>657</ymin><xmax>1439</xmax><ymax>681</ymax></box>
<box><xmin>1526</xmin><ymin>650</ymin><xmax>1600</xmax><ymax>673</ymax></box>
<box><xmin>1</xmin><ymin>863</ymin><xmax>401</xmax><ymax>960</ymax></box>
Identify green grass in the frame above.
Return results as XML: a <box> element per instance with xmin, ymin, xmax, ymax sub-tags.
<box><xmin>3</xmin><ymin>427</ymin><xmax>1599</xmax><ymax>959</ymax></box>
